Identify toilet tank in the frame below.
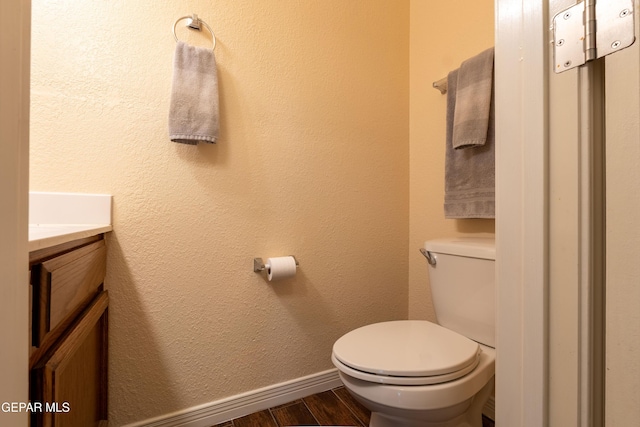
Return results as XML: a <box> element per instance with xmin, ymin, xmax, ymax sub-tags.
<box><xmin>424</xmin><ymin>237</ymin><xmax>495</xmax><ymax>348</ymax></box>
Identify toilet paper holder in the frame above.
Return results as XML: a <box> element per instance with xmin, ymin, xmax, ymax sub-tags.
<box><xmin>253</xmin><ymin>256</ymin><xmax>299</xmax><ymax>273</ymax></box>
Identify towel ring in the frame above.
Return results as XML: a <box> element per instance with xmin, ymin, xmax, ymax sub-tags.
<box><xmin>173</xmin><ymin>14</ymin><xmax>216</xmax><ymax>50</ymax></box>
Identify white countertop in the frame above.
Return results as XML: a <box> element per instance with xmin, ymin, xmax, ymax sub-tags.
<box><xmin>28</xmin><ymin>192</ymin><xmax>113</xmax><ymax>252</ymax></box>
<box><xmin>29</xmin><ymin>224</ymin><xmax>113</xmax><ymax>252</ymax></box>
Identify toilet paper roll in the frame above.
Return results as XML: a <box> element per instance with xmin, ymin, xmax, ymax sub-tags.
<box><xmin>266</xmin><ymin>256</ymin><xmax>297</xmax><ymax>281</ymax></box>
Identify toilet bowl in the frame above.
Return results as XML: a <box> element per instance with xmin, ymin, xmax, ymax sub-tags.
<box><xmin>331</xmin><ymin>238</ymin><xmax>496</xmax><ymax>427</ymax></box>
<box><xmin>332</xmin><ymin>320</ymin><xmax>494</xmax><ymax>427</ymax></box>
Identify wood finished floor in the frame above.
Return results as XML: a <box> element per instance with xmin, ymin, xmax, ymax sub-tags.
<box><xmin>210</xmin><ymin>386</ymin><xmax>496</xmax><ymax>427</ymax></box>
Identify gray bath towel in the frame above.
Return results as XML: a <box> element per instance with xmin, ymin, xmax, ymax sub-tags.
<box><xmin>444</xmin><ymin>68</ymin><xmax>495</xmax><ymax>219</ymax></box>
<box><xmin>452</xmin><ymin>48</ymin><xmax>494</xmax><ymax>149</ymax></box>
<box><xmin>169</xmin><ymin>41</ymin><xmax>219</xmax><ymax>144</ymax></box>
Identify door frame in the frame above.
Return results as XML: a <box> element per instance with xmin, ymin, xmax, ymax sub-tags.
<box><xmin>496</xmin><ymin>0</ymin><xmax>615</xmax><ymax>424</ymax></box>
<box><xmin>495</xmin><ymin>0</ymin><xmax>548</xmax><ymax>425</ymax></box>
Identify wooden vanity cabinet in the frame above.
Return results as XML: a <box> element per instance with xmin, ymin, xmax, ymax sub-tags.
<box><xmin>29</xmin><ymin>234</ymin><xmax>109</xmax><ymax>427</ymax></box>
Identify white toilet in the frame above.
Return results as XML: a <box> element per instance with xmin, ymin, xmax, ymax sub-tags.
<box><xmin>331</xmin><ymin>237</ymin><xmax>495</xmax><ymax>427</ymax></box>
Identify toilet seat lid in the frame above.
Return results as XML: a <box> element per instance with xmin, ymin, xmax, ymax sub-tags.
<box><xmin>333</xmin><ymin>320</ymin><xmax>480</xmax><ymax>378</ymax></box>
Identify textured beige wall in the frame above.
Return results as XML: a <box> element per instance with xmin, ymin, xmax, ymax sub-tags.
<box><xmin>30</xmin><ymin>1</ymin><xmax>409</xmax><ymax>425</ymax></box>
<box><xmin>409</xmin><ymin>0</ymin><xmax>495</xmax><ymax>320</ymax></box>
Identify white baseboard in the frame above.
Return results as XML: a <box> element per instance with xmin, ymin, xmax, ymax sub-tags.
<box><xmin>122</xmin><ymin>368</ymin><xmax>495</xmax><ymax>427</ymax></box>
<box><xmin>121</xmin><ymin>369</ymin><xmax>342</xmax><ymax>427</ymax></box>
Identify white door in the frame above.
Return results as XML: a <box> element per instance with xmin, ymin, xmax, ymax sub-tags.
<box><xmin>0</xmin><ymin>0</ymin><xmax>30</xmax><ymax>425</ymax></box>
<box><xmin>602</xmin><ymin>4</ymin><xmax>640</xmax><ymax>425</ymax></box>
<box><xmin>547</xmin><ymin>0</ymin><xmax>640</xmax><ymax>425</ymax></box>
<box><xmin>497</xmin><ymin>0</ymin><xmax>640</xmax><ymax>425</ymax></box>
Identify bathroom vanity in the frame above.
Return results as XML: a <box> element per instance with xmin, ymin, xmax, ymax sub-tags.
<box><xmin>27</xmin><ymin>192</ymin><xmax>112</xmax><ymax>427</ymax></box>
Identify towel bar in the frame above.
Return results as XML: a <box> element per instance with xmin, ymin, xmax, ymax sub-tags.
<box><xmin>433</xmin><ymin>77</ymin><xmax>448</xmax><ymax>94</ymax></box>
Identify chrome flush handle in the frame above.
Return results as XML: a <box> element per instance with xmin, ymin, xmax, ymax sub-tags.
<box><xmin>419</xmin><ymin>248</ymin><xmax>436</xmax><ymax>266</ymax></box>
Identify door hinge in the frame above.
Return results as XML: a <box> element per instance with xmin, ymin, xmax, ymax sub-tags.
<box><xmin>552</xmin><ymin>0</ymin><xmax>635</xmax><ymax>73</ymax></box>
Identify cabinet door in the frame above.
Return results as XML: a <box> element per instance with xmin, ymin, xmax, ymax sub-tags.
<box><xmin>32</xmin><ymin>239</ymin><xmax>106</xmax><ymax>348</ymax></box>
<box><xmin>32</xmin><ymin>291</ymin><xmax>108</xmax><ymax>427</ymax></box>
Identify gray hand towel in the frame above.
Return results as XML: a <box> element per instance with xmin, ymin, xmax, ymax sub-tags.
<box><xmin>169</xmin><ymin>41</ymin><xmax>219</xmax><ymax>144</ymax></box>
<box><xmin>452</xmin><ymin>47</ymin><xmax>494</xmax><ymax>149</ymax></box>
<box><xmin>444</xmin><ymin>68</ymin><xmax>495</xmax><ymax>219</ymax></box>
